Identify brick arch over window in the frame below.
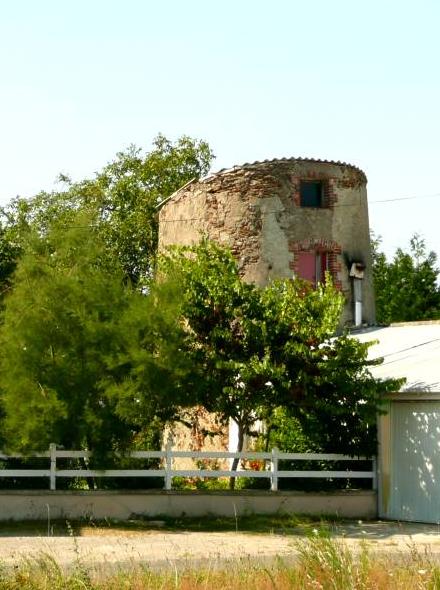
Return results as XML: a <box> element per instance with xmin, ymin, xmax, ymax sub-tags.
<box><xmin>288</xmin><ymin>239</ymin><xmax>342</xmax><ymax>289</ymax></box>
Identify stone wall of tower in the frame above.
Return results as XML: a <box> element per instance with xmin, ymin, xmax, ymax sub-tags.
<box><xmin>158</xmin><ymin>158</ymin><xmax>375</xmax><ymax>327</ymax></box>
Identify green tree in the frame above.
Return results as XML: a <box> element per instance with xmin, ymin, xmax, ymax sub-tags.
<box><xmin>372</xmin><ymin>233</ymin><xmax>440</xmax><ymax>324</ymax></box>
<box><xmin>160</xmin><ymin>241</ymin><xmax>401</xmax><ymax>473</ymax></box>
<box><xmin>0</xmin><ymin>213</ymin><xmax>181</xmax><ymax>456</ymax></box>
<box><xmin>0</xmin><ymin>134</ymin><xmax>214</xmax><ymax>287</ymax></box>
<box><xmin>91</xmin><ymin>134</ymin><xmax>213</xmax><ymax>284</ymax></box>
<box><xmin>0</xmin><ymin>223</ymin><xmax>20</xmax><ymax>307</ymax></box>
<box><xmin>0</xmin><ymin>215</ymin><xmax>129</xmax><ymax>453</ymax></box>
<box><xmin>102</xmin><ymin>276</ymin><xmax>196</xmax><ymax>433</ymax></box>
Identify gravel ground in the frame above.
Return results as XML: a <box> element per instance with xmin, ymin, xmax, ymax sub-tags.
<box><xmin>1</xmin><ymin>521</ymin><xmax>440</xmax><ymax>570</ymax></box>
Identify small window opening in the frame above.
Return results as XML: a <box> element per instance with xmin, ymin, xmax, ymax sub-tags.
<box><xmin>300</xmin><ymin>180</ymin><xmax>324</xmax><ymax>207</ymax></box>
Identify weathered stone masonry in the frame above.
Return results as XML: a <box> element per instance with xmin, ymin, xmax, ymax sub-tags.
<box><xmin>158</xmin><ymin>158</ymin><xmax>375</xmax><ymax>326</ymax></box>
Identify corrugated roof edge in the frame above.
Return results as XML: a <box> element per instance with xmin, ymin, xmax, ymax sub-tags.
<box><xmin>156</xmin><ymin>156</ymin><xmax>366</xmax><ymax>210</ymax></box>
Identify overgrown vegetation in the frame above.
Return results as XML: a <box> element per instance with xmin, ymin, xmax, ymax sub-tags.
<box><xmin>0</xmin><ymin>134</ymin><xmax>403</xmax><ymax>482</ymax></box>
<box><xmin>0</xmin><ymin>530</ymin><xmax>439</xmax><ymax>589</ymax></box>
<box><xmin>372</xmin><ymin>232</ymin><xmax>440</xmax><ymax>324</ymax></box>
<box><xmin>0</xmin><ymin>135</ymin><xmax>213</xmax><ymax>458</ymax></box>
<box><xmin>0</xmin><ymin>213</ymin><xmax>191</xmax><ymax>460</ymax></box>
<box><xmin>161</xmin><ymin>241</ymin><xmax>402</xmax><ymax>462</ymax></box>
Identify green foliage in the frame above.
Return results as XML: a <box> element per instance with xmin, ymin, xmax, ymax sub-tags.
<box><xmin>160</xmin><ymin>240</ymin><xmax>287</xmax><ymax>453</ymax></box>
<box><xmin>293</xmin><ymin>333</ymin><xmax>400</xmax><ymax>456</ymax></box>
<box><xmin>0</xmin><ymin>134</ymin><xmax>214</xmax><ymax>287</ymax></box>
<box><xmin>91</xmin><ymin>134</ymin><xmax>213</xmax><ymax>285</ymax></box>
<box><xmin>372</xmin><ymin>233</ymin><xmax>440</xmax><ymax>324</ymax></box>
<box><xmin>0</xmin><ymin>213</ymin><xmax>181</xmax><ymax>456</ymax></box>
<box><xmin>160</xmin><ymin>241</ymin><xmax>402</xmax><ymax>458</ymax></box>
<box><xmin>101</xmin><ymin>277</ymin><xmax>195</xmax><ymax>429</ymax></box>
<box><xmin>262</xmin><ymin>408</ymin><xmax>317</xmax><ymax>453</ymax></box>
<box><xmin>0</xmin><ymin>133</ymin><xmax>214</xmax><ymax>455</ymax></box>
<box><xmin>171</xmin><ymin>475</ymin><xmax>230</xmax><ymax>491</ymax></box>
<box><xmin>0</xmin><ymin>222</ymin><xmax>21</xmax><ymax>308</ymax></box>
<box><xmin>0</xmin><ymin>214</ymin><xmax>130</xmax><ymax>453</ymax></box>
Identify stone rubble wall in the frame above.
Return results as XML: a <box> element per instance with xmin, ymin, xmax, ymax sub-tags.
<box><xmin>159</xmin><ymin>158</ymin><xmax>375</xmax><ymax>327</ymax></box>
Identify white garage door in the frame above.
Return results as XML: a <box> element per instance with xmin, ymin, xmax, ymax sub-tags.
<box><xmin>388</xmin><ymin>401</ymin><xmax>440</xmax><ymax>523</ymax></box>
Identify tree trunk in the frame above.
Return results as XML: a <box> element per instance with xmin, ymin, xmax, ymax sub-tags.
<box><xmin>264</xmin><ymin>424</ymin><xmax>273</xmax><ymax>453</ymax></box>
<box><xmin>229</xmin><ymin>424</ymin><xmax>244</xmax><ymax>490</ymax></box>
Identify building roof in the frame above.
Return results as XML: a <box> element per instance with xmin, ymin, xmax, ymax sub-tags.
<box><xmin>200</xmin><ymin>156</ymin><xmax>366</xmax><ymax>183</ymax></box>
<box><xmin>353</xmin><ymin>323</ymin><xmax>440</xmax><ymax>392</ymax></box>
<box><xmin>156</xmin><ymin>156</ymin><xmax>367</xmax><ymax>210</ymax></box>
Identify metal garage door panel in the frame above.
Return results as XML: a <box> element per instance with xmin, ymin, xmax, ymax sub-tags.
<box><xmin>389</xmin><ymin>402</ymin><xmax>440</xmax><ymax>523</ymax></box>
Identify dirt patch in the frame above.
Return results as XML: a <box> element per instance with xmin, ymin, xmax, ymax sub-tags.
<box><xmin>1</xmin><ymin>521</ymin><xmax>440</xmax><ymax>569</ymax></box>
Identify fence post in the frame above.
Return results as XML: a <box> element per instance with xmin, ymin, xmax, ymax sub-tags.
<box><xmin>270</xmin><ymin>447</ymin><xmax>278</xmax><ymax>491</ymax></box>
<box><xmin>372</xmin><ymin>456</ymin><xmax>378</xmax><ymax>491</ymax></box>
<box><xmin>164</xmin><ymin>435</ymin><xmax>173</xmax><ymax>491</ymax></box>
<box><xmin>49</xmin><ymin>443</ymin><xmax>57</xmax><ymax>491</ymax></box>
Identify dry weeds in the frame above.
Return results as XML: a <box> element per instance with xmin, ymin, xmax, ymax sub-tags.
<box><xmin>1</xmin><ymin>530</ymin><xmax>440</xmax><ymax>589</ymax></box>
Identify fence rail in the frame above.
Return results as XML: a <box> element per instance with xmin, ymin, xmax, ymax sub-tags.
<box><xmin>0</xmin><ymin>443</ymin><xmax>377</xmax><ymax>491</ymax></box>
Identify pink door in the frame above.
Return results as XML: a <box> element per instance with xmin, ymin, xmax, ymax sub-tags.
<box><xmin>297</xmin><ymin>252</ymin><xmax>316</xmax><ymax>284</ymax></box>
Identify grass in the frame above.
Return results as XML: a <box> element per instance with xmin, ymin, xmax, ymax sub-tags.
<box><xmin>1</xmin><ymin>531</ymin><xmax>440</xmax><ymax>589</ymax></box>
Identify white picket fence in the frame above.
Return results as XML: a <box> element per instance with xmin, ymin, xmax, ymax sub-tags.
<box><xmin>0</xmin><ymin>443</ymin><xmax>377</xmax><ymax>491</ymax></box>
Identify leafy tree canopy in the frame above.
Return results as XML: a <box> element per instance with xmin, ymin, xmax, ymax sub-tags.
<box><xmin>0</xmin><ymin>212</ymin><xmax>185</xmax><ymax>456</ymax></box>
<box><xmin>0</xmin><ymin>134</ymin><xmax>214</xmax><ymax>287</ymax></box>
<box><xmin>372</xmin><ymin>233</ymin><xmax>440</xmax><ymax>324</ymax></box>
<box><xmin>0</xmin><ymin>223</ymin><xmax>20</xmax><ymax>307</ymax></box>
<box><xmin>160</xmin><ymin>241</ymin><xmax>402</xmax><ymax>459</ymax></box>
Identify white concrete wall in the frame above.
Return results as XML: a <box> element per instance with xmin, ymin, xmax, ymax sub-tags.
<box><xmin>0</xmin><ymin>490</ymin><xmax>377</xmax><ymax>521</ymax></box>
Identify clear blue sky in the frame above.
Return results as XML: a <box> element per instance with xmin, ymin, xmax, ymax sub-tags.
<box><xmin>1</xmin><ymin>0</ymin><xmax>439</xmax><ymax>258</ymax></box>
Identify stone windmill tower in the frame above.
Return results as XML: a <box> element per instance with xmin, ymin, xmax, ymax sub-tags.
<box><xmin>158</xmin><ymin>157</ymin><xmax>375</xmax><ymax>327</ymax></box>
